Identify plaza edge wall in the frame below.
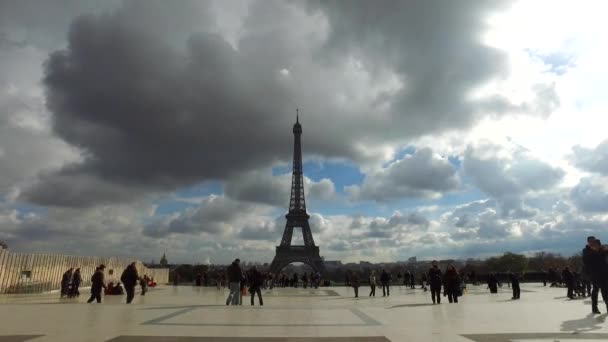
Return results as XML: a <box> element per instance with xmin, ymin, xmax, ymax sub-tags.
<box><xmin>0</xmin><ymin>249</ymin><xmax>169</xmax><ymax>294</ymax></box>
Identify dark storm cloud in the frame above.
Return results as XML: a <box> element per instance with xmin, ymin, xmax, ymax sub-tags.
<box><xmin>463</xmin><ymin>142</ymin><xmax>564</xmax><ymax>214</ymax></box>
<box><xmin>0</xmin><ymin>0</ymin><xmax>121</xmax><ymax>49</ymax></box>
<box><xmin>224</xmin><ymin>170</ymin><xmax>336</xmax><ymax>208</ymax></box>
<box><xmin>570</xmin><ymin>176</ymin><xmax>608</xmax><ymax>213</ymax></box>
<box><xmin>571</xmin><ymin>139</ymin><xmax>608</xmax><ymax>175</ymax></box>
<box><xmin>21</xmin><ymin>0</ymin><xmax>556</xmax><ymax>207</ymax></box>
<box><xmin>307</xmin><ymin>0</ymin><xmax>558</xmax><ymax>131</ymax></box>
<box><xmin>22</xmin><ymin>6</ymin><xmax>296</xmax><ymax>205</ymax></box>
<box><xmin>347</xmin><ymin>147</ymin><xmax>460</xmax><ymax>202</ymax></box>
<box><xmin>366</xmin><ymin>211</ymin><xmax>430</xmax><ymax>238</ymax></box>
<box><xmin>142</xmin><ymin>195</ymin><xmax>261</xmax><ymax>237</ymax></box>
<box><xmin>238</xmin><ymin>216</ymin><xmax>283</xmax><ymax>241</ymax></box>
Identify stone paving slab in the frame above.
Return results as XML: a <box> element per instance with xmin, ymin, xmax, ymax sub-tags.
<box><xmin>1</xmin><ymin>284</ymin><xmax>608</xmax><ymax>341</ymax></box>
<box><xmin>0</xmin><ymin>337</ymin><xmax>44</xmax><ymax>342</ymax></box>
<box><xmin>106</xmin><ymin>337</ymin><xmax>390</xmax><ymax>342</ymax></box>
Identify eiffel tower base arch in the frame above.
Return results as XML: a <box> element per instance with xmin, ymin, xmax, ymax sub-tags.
<box><xmin>269</xmin><ymin>246</ymin><xmax>325</xmax><ymax>275</ymax></box>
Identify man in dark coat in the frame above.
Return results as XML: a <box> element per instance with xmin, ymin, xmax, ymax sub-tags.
<box><xmin>248</xmin><ymin>266</ymin><xmax>264</xmax><ymax>306</ymax></box>
<box><xmin>226</xmin><ymin>259</ymin><xmax>242</xmax><ymax>306</ymax></box>
<box><xmin>61</xmin><ymin>268</ymin><xmax>73</xmax><ymax>298</ymax></box>
<box><xmin>428</xmin><ymin>261</ymin><xmax>442</xmax><ymax>304</ymax></box>
<box><xmin>87</xmin><ymin>264</ymin><xmax>106</xmax><ymax>303</ymax></box>
<box><xmin>351</xmin><ymin>271</ymin><xmax>360</xmax><ymax>298</ymax></box>
<box><xmin>487</xmin><ymin>273</ymin><xmax>499</xmax><ymax>293</ymax></box>
<box><xmin>120</xmin><ymin>262</ymin><xmax>139</xmax><ymax>304</ymax></box>
<box><xmin>380</xmin><ymin>269</ymin><xmax>391</xmax><ymax>296</ymax></box>
<box><xmin>68</xmin><ymin>268</ymin><xmax>82</xmax><ymax>298</ymax></box>
<box><xmin>583</xmin><ymin>237</ymin><xmax>608</xmax><ymax>314</ymax></box>
<box><xmin>509</xmin><ymin>271</ymin><xmax>521</xmax><ymax>299</ymax></box>
<box><xmin>562</xmin><ymin>267</ymin><xmax>575</xmax><ymax>299</ymax></box>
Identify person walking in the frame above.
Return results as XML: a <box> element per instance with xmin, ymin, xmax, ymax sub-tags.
<box><xmin>120</xmin><ymin>262</ymin><xmax>139</xmax><ymax>304</ymax></box>
<box><xmin>69</xmin><ymin>268</ymin><xmax>82</xmax><ymax>298</ymax></box>
<box><xmin>421</xmin><ymin>273</ymin><xmax>428</xmax><ymax>291</ymax></box>
<box><xmin>61</xmin><ymin>268</ymin><xmax>73</xmax><ymax>298</ymax></box>
<box><xmin>510</xmin><ymin>271</ymin><xmax>521</xmax><ymax>300</ymax></box>
<box><xmin>380</xmin><ymin>269</ymin><xmax>391</xmax><ymax>297</ymax></box>
<box><xmin>562</xmin><ymin>267</ymin><xmax>574</xmax><ymax>299</ymax></box>
<box><xmin>248</xmin><ymin>266</ymin><xmax>264</xmax><ymax>306</ymax></box>
<box><xmin>428</xmin><ymin>261</ymin><xmax>442</xmax><ymax>304</ymax></box>
<box><xmin>369</xmin><ymin>271</ymin><xmax>377</xmax><ymax>297</ymax></box>
<box><xmin>410</xmin><ymin>273</ymin><xmax>415</xmax><ymax>289</ymax></box>
<box><xmin>226</xmin><ymin>259</ymin><xmax>242</xmax><ymax>306</ymax></box>
<box><xmin>487</xmin><ymin>273</ymin><xmax>498</xmax><ymax>293</ymax></box>
<box><xmin>443</xmin><ymin>264</ymin><xmax>461</xmax><ymax>303</ymax></box>
<box><xmin>351</xmin><ymin>272</ymin><xmax>360</xmax><ymax>298</ymax></box>
<box><xmin>583</xmin><ymin>237</ymin><xmax>608</xmax><ymax>314</ymax></box>
<box><xmin>87</xmin><ymin>265</ymin><xmax>106</xmax><ymax>303</ymax></box>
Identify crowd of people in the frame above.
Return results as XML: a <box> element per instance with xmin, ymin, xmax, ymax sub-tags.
<box><xmin>60</xmin><ymin>263</ymin><xmax>156</xmax><ymax>304</ymax></box>
<box><xmin>60</xmin><ymin>237</ymin><xmax>608</xmax><ymax>312</ymax></box>
<box><xmin>346</xmin><ymin>262</ymin><xmax>467</xmax><ymax>303</ymax></box>
<box><xmin>60</xmin><ymin>267</ymin><xmax>82</xmax><ymax>298</ymax></box>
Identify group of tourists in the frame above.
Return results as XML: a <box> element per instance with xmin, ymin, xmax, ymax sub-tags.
<box><xmin>222</xmin><ymin>259</ymin><xmax>326</xmax><ymax>306</ymax></box>
<box><xmin>60</xmin><ymin>267</ymin><xmax>82</xmax><ymax>298</ymax></box>
<box><xmin>60</xmin><ymin>263</ymin><xmax>154</xmax><ymax>304</ymax></box>
<box><xmin>359</xmin><ymin>269</ymin><xmax>391</xmax><ymax>297</ymax></box>
<box><xmin>224</xmin><ymin>258</ymin><xmax>264</xmax><ymax>306</ymax></box>
<box><xmin>348</xmin><ymin>262</ymin><xmax>466</xmax><ymax>303</ymax></box>
<box><xmin>210</xmin><ymin>269</ymin><xmax>321</xmax><ymax>290</ymax></box>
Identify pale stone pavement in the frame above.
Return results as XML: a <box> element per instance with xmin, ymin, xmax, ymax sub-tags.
<box><xmin>0</xmin><ymin>284</ymin><xmax>607</xmax><ymax>341</ymax></box>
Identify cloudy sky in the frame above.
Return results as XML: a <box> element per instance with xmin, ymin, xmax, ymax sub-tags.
<box><xmin>1</xmin><ymin>0</ymin><xmax>607</xmax><ymax>264</ymax></box>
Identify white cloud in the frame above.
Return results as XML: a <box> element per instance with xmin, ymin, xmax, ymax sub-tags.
<box><xmin>347</xmin><ymin>148</ymin><xmax>459</xmax><ymax>202</ymax></box>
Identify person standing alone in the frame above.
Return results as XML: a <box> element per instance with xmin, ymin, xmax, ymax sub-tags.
<box><xmin>510</xmin><ymin>271</ymin><xmax>521</xmax><ymax>300</ymax></box>
<box><xmin>562</xmin><ymin>267</ymin><xmax>574</xmax><ymax>299</ymax></box>
<box><xmin>121</xmin><ymin>262</ymin><xmax>139</xmax><ymax>304</ymax></box>
<box><xmin>87</xmin><ymin>265</ymin><xmax>106</xmax><ymax>303</ymax></box>
<box><xmin>583</xmin><ymin>237</ymin><xmax>608</xmax><ymax>314</ymax></box>
<box><xmin>381</xmin><ymin>269</ymin><xmax>391</xmax><ymax>297</ymax></box>
<box><xmin>369</xmin><ymin>271</ymin><xmax>377</xmax><ymax>297</ymax></box>
<box><xmin>248</xmin><ymin>266</ymin><xmax>264</xmax><ymax>306</ymax></box>
<box><xmin>226</xmin><ymin>259</ymin><xmax>242</xmax><ymax>306</ymax></box>
<box><xmin>428</xmin><ymin>261</ymin><xmax>442</xmax><ymax>304</ymax></box>
<box><xmin>351</xmin><ymin>272</ymin><xmax>360</xmax><ymax>298</ymax></box>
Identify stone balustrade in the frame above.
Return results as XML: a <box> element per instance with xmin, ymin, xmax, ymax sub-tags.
<box><xmin>0</xmin><ymin>249</ymin><xmax>169</xmax><ymax>294</ymax></box>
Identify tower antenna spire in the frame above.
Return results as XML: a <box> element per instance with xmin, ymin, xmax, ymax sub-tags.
<box><xmin>296</xmin><ymin>108</ymin><xmax>299</xmax><ymax>123</ymax></box>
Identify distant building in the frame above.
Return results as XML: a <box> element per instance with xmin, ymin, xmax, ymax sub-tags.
<box><xmin>0</xmin><ymin>241</ymin><xmax>7</xmax><ymax>250</ymax></box>
<box><xmin>324</xmin><ymin>261</ymin><xmax>342</xmax><ymax>268</ymax></box>
<box><xmin>160</xmin><ymin>253</ymin><xmax>168</xmax><ymax>267</ymax></box>
<box><xmin>408</xmin><ymin>257</ymin><xmax>417</xmax><ymax>263</ymax></box>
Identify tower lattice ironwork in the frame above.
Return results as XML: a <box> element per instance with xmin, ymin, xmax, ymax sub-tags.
<box><xmin>270</xmin><ymin>113</ymin><xmax>325</xmax><ymax>275</ymax></box>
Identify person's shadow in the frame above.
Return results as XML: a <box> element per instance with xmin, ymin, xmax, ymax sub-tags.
<box><xmin>561</xmin><ymin>313</ymin><xmax>607</xmax><ymax>332</ymax></box>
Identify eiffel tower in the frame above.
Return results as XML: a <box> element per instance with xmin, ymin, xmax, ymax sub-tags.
<box><xmin>270</xmin><ymin>113</ymin><xmax>325</xmax><ymax>275</ymax></box>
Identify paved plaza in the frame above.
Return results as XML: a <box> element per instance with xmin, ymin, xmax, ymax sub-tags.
<box><xmin>1</xmin><ymin>284</ymin><xmax>608</xmax><ymax>341</ymax></box>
